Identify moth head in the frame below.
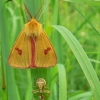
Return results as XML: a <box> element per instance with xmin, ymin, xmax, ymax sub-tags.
<box><xmin>25</xmin><ymin>18</ymin><xmax>42</xmax><ymax>37</ymax></box>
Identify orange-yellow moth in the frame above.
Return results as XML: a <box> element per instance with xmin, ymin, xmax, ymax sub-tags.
<box><xmin>8</xmin><ymin>4</ymin><xmax>57</xmax><ymax>68</ymax></box>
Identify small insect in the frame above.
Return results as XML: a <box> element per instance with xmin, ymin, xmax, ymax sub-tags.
<box><xmin>8</xmin><ymin>4</ymin><xmax>57</xmax><ymax>68</ymax></box>
<box><xmin>33</xmin><ymin>78</ymin><xmax>50</xmax><ymax>100</ymax></box>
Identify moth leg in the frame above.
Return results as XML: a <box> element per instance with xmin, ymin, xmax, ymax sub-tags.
<box><xmin>32</xmin><ymin>90</ymin><xmax>39</xmax><ymax>94</ymax></box>
<box><xmin>43</xmin><ymin>90</ymin><xmax>50</xmax><ymax>94</ymax></box>
<box><xmin>43</xmin><ymin>90</ymin><xmax>50</xmax><ymax>100</ymax></box>
<box><xmin>32</xmin><ymin>90</ymin><xmax>39</xmax><ymax>100</ymax></box>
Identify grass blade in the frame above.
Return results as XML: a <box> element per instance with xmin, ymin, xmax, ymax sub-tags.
<box><xmin>58</xmin><ymin>64</ymin><xmax>67</xmax><ymax>100</ymax></box>
<box><xmin>53</xmin><ymin>25</ymin><xmax>100</xmax><ymax>100</ymax></box>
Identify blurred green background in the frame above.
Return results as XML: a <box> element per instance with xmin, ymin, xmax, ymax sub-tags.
<box><xmin>1</xmin><ymin>0</ymin><xmax>100</xmax><ymax>100</ymax></box>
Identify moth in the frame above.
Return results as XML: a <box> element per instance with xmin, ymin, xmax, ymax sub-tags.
<box><xmin>8</xmin><ymin>4</ymin><xmax>57</xmax><ymax>68</ymax></box>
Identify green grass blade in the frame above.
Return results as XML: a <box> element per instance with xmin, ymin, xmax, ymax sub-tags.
<box><xmin>71</xmin><ymin>3</ymin><xmax>100</xmax><ymax>36</ymax></box>
<box><xmin>58</xmin><ymin>64</ymin><xmax>67</xmax><ymax>100</ymax></box>
<box><xmin>69</xmin><ymin>92</ymin><xmax>92</xmax><ymax>100</ymax></box>
<box><xmin>50</xmin><ymin>0</ymin><xmax>63</xmax><ymax>63</ymax></box>
<box><xmin>0</xmin><ymin>0</ymin><xmax>20</xmax><ymax>100</ymax></box>
<box><xmin>64</xmin><ymin>0</ymin><xmax>100</xmax><ymax>6</ymax></box>
<box><xmin>53</xmin><ymin>25</ymin><xmax>100</xmax><ymax>100</ymax></box>
<box><xmin>25</xmin><ymin>70</ymin><xmax>32</xmax><ymax>100</ymax></box>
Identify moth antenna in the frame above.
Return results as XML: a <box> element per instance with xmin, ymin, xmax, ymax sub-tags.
<box><xmin>38</xmin><ymin>11</ymin><xmax>44</xmax><ymax>21</ymax></box>
<box><xmin>24</xmin><ymin>4</ymin><xmax>33</xmax><ymax>19</ymax></box>
<box><xmin>24</xmin><ymin>7</ymin><xmax>30</xmax><ymax>21</ymax></box>
<box><xmin>34</xmin><ymin>1</ymin><xmax>44</xmax><ymax>19</ymax></box>
<box><xmin>42</xmin><ymin>22</ymin><xmax>45</xmax><ymax>25</ymax></box>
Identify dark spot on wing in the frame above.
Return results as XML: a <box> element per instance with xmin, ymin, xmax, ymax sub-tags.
<box><xmin>15</xmin><ymin>48</ymin><xmax>22</xmax><ymax>55</ymax></box>
<box><xmin>44</xmin><ymin>47</ymin><xmax>51</xmax><ymax>55</ymax></box>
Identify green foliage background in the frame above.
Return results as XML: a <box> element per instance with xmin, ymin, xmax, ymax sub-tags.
<box><xmin>0</xmin><ymin>0</ymin><xmax>100</xmax><ymax>100</ymax></box>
